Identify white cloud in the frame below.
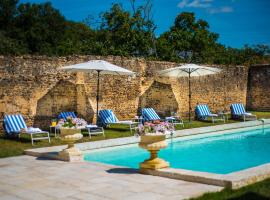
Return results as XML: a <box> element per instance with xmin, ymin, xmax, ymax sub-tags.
<box><xmin>178</xmin><ymin>0</ymin><xmax>189</xmax><ymax>8</ymax></box>
<box><xmin>208</xmin><ymin>6</ymin><xmax>233</xmax><ymax>14</ymax></box>
<box><xmin>177</xmin><ymin>0</ymin><xmax>213</xmax><ymax>8</ymax></box>
<box><xmin>177</xmin><ymin>0</ymin><xmax>234</xmax><ymax>14</ymax></box>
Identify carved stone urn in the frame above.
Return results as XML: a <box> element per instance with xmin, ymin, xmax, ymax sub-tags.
<box><xmin>58</xmin><ymin>128</ymin><xmax>83</xmax><ymax>162</ymax></box>
<box><xmin>139</xmin><ymin>134</ymin><xmax>169</xmax><ymax>170</ymax></box>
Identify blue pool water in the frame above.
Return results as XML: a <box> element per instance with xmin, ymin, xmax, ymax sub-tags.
<box><xmin>84</xmin><ymin>127</ymin><xmax>270</xmax><ymax>174</ymax></box>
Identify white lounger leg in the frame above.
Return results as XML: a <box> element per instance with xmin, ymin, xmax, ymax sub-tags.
<box><xmin>89</xmin><ymin>128</ymin><xmax>91</xmax><ymax>139</ymax></box>
<box><xmin>48</xmin><ymin>132</ymin><xmax>51</xmax><ymax>143</ymax></box>
<box><xmin>31</xmin><ymin>133</ymin><xmax>34</xmax><ymax>146</ymax></box>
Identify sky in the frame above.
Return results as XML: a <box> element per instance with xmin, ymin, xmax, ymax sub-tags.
<box><xmin>20</xmin><ymin>0</ymin><xmax>270</xmax><ymax>48</ymax></box>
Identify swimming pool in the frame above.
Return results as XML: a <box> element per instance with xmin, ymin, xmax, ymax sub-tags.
<box><xmin>84</xmin><ymin>126</ymin><xmax>270</xmax><ymax>174</ymax></box>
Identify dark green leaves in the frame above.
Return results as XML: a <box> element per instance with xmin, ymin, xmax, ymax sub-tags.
<box><xmin>0</xmin><ymin>1</ymin><xmax>269</xmax><ymax>65</ymax></box>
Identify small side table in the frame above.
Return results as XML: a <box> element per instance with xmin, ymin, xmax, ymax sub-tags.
<box><xmin>165</xmin><ymin>116</ymin><xmax>184</xmax><ymax>127</ymax></box>
<box><xmin>218</xmin><ymin>112</ymin><xmax>230</xmax><ymax>122</ymax></box>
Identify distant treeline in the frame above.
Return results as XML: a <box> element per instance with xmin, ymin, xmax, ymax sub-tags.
<box><xmin>0</xmin><ymin>0</ymin><xmax>269</xmax><ymax>65</ymax></box>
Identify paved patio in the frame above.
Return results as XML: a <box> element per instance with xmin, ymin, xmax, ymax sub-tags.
<box><xmin>0</xmin><ymin>156</ymin><xmax>222</xmax><ymax>200</ymax></box>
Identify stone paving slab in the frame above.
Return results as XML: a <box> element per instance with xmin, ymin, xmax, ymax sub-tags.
<box><xmin>0</xmin><ymin>156</ymin><xmax>222</xmax><ymax>200</ymax></box>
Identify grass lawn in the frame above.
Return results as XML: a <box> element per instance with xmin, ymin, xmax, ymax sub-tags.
<box><xmin>0</xmin><ymin>126</ymin><xmax>133</xmax><ymax>158</ymax></box>
<box><xmin>193</xmin><ymin>178</ymin><xmax>270</xmax><ymax>200</ymax></box>
<box><xmin>0</xmin><ymin>119</ymin><xmax>234</xmax><ymax>158</ymax></box>
<box><xmin>0</xmin><ymin>111</ymin><xmax>269</xmax><ymax>158</ymax></box>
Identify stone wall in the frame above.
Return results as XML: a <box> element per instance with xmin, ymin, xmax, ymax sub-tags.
<box><xmin>0</xmin><ymin>55</ymin><xmax>249</xmax><ymax>131</ymax></box>
<box><xmin>246</xmin><ymin>64</ymin><xmax>270</xmax><ymax>111</ymax></box>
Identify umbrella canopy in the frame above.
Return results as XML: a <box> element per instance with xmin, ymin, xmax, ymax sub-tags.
<box><xmin>61</xmin><ymin>60</ymin><xmax>134</xmax><ymax>75</ymax></box>
<box><xmin>61</xmin><ymin>60</ymin><xmax>134</xmax><ymax>123</ymax></box>
<box><xmin>158</xmin><ymin>64</ymin><xmax>222</xmax><ymax>122</ymax></box>
<box><xmin>158</xmin><ymin>64</ymin><xmax>221</xmax><ymax>77</ymax></box>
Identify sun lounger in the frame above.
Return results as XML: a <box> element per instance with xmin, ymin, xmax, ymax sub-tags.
<box><xmin>195</xmin><ymin>104</ymin><xmax>225</xmax><ymax>123</ymax></box>
<box><xmin>142</xmin><ymin>108</ymin><xmax>161</xmax><ymax>121</ymax></box>
<box><xmin>98</xmin><ymin>109</ymin><xmax>138</xmax><ymax>134</ymax></box>
<box><xmin>3</xmin><ymin>114</ymin><xmax>50</xmax><ymax>145</ymax></box>
<box><xmin>58</xmin><ymin>111</ymin><xmax>77</xmax><ymax>121</ymax></box>
<box><xmin>230</xmin><ymin>103</ymin><xmax>257</xmax><ymax>121</ymax></box>
<box><xmin>142</xmin><ymin>108</ymin><xmax>184</xmax><ymax>126</ymax></box>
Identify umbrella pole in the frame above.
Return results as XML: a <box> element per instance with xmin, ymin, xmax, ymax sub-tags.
<box><xmin>96</xmin><ymin>70</ymin><xmax>101</xmax><ymax>124</ymax></box>
<box><xmin>188</xmin><ymin>71</ymin><xmax>191</xmax><ymax>123</ymax></box>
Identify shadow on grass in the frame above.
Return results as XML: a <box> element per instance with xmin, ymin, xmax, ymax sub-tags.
<box><xmin>229</xmin><ymin>192</ymin><xmax>269</xmax><ymax>200</ymax></box>
<box><xmin>105</xmin><ymin>127</ymin><xmax>131</xmax><ymax>132</ymax></box>
<box><xmin>1</xmin><ymin>135</ymin><xmax>32</xmax><ymax>144</ymax></box>
<box><xmin>106</xmin><ymin>168</ymin><xmax>139</xmax><ymax>174</ymax></box>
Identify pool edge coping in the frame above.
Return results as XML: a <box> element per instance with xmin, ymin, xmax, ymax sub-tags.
<box><xmin>140</xmin><ymin>162</ymin><xmax>270</xmax><ymax>189</ymax></box>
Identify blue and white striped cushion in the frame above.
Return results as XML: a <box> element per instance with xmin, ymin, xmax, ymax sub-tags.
<box><xmin>231</xmin><ymin>104</ymin><xmax>246</xmax><ymax>115</ymax></box>
<box><xmin>195</xmin><ymin>105</ymin><xmax>211</xmax><ymax>118</ymax></box>
<box><xmin>4</xmin><ymin>114</ymin><xmax>27</xmax><ymax>134</ymax></box>
<box><xmin>142</xmin><ymin>108</ymin><xmax>161</xmax><ymax>121</ymax></box>
<box><xmin>58</xmin><ymin>112</ymin><xmax>77</xmax><ymax>121</ymax></box>
<box><xmin>98</xmin><ymin>109</ymin><xmax>118</xmax><ymax>124</ymax></box>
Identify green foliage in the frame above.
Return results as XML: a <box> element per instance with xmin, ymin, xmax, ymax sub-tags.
<box><xmin>157</xmin><ymin>12</ymin><xmax>220</xmax><ymax>63</ymax></box>
<box><xmin>14</xmin><ymin>2</ymin><xmax>66</xmax><ymax>55</ymax></box>
<box><xmin>0</xmin><ymin>0</ymin><xmax>269</xmax><ymax>65</ymax></box>
<box><xmin>0</xmin><ymin>0</ymin><xmax>18</xmax><ymax>29</ymax></box>
<box><xmin>96</xmin><ymin>3</ymin><xmax>156</xmax><ymax>57</ymax></box>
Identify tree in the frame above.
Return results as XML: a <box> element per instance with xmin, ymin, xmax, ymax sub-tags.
<box><xmin>56</xmin><ymin>21</ymin><xmax>96</xmax><ymax>55</ymax></box>
<box><xmin>13</xmin><ymin>2</ymin><xmax>66</xmax><ymax>55</ymax></box>
<box><xmin>95</xmin><ymin>3</ymin><xmax>156</xmax><ymax>57</ymax></box>
<box><xmin>157</xmin><ymin>12</ymin><xmax>219</xmax><ymax>63</ymax></box>
<box><xmin>0</xmin><ymin>0</ymin><xmax>269</xmax><ymax>65</ymax></box>
<box><xmin>0</xmin><ymin>0</ymin><xmax>18</xmax><ymax>29</ymax></box>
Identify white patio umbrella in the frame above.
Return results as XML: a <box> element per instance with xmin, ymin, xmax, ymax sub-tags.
<box><xmin>61</xmin><ymin>60</ymin><xmax>134</xmax><ymax>122</ymax></box>
<box><xmin>158</xmin><ymin>64</ymin><xmax>222</xmax><ymax>122</ymax></box>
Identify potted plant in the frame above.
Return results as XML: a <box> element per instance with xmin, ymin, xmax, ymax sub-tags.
<box><xmin>56</xmin><ymin>117</ymin><xmax>86</xmax><ymax>162</ymax></box>
<box><xmin>137</xmin><ymin>121</ymin><xmax>174</xmax><ymax>170</ymax></box>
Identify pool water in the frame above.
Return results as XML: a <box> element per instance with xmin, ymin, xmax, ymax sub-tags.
<box><xmin>84</xmin><ymin>126</ymin><xmax>270</xmax><ymax>174</ymax></box>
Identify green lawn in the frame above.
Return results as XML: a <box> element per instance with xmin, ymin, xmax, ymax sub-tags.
<box><xmin>0</xmin><ymin>111</ymin><xmax>269</xmax><ymax>158</ymax></box>
<box><xmin>0</xmin><ymin>119</ymin><xmax>235</xmax><ymax>158</ymax></box>
<box><xmin>0</xmin><ymin>125</ymin><xmax>133</xmax><ymax>158</ymax></box>
<box><xmin>193</xmin><ymin>178</ymin><xmax>270</xmax><ymax>200</ymax></box>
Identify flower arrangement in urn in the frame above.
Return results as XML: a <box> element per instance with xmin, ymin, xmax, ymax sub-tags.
<box><xmin>57</xmin><ymin>117</ymin><xmax>87</xmax><ymax>129</ymax></box>
<box><xmin>137</xmin><ymin>121</ymin><xmax>174</xmax><ymax>136</ymax></box>
<box><xmin>57</xmin><ymin>116</ymin><xmax>85</xmax><ymax>162</ymax></box>
<box><xmin>138</xmin><ymin>121</ymin><xmax>174</xmax><ymax>170</ymax></box>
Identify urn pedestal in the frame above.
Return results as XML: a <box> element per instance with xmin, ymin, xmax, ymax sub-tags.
<box><xmin>139</xmin><ymin>135</ymin><xmax>169</xmax><ymax>170</ymax></box>
<box><xmin>58</xmin><ymin>128</ymin><xmax>83</xmax><ymax>162</ymax></box>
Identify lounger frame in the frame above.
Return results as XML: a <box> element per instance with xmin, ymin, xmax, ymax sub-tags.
<box><xmin>4</xmin><ymin>114</ymin><xmax>50</xmax><ymax>146</ymax></box>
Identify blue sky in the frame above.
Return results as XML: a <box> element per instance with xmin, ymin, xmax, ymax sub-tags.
<box><xmin>20</xmin><ymin>0</ymin><xmax>270</xmax><ymax>48</ymax></box>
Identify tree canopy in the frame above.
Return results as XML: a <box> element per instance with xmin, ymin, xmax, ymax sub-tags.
<box><xmin>0</xmin><ymin>0</ymin><xmax>269</xmax><ymax>65</ymax></box>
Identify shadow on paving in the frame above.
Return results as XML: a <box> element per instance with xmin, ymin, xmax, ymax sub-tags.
<box><xmin>229</xmin><ymin>192</ymin><xmax>270</xmax><ymax>200</ymax></box>
<box><xmin>36</xmin><ymin>155</ymin><xmax>60</xmax><ymax>161</ymax></box>
<box><xmin>106</xmin><ymin>168</ymin><xmax>139</xmax><ymax>174</ymax></box>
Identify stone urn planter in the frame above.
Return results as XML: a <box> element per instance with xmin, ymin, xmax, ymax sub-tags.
<box><xmin>139</xmin><ymin>134</ymin><xmax>169</xmax><ymax>170</ymax></box>
<box><xmin>58</xmin><ymin>128</ymin><xmax>83</xmax><ymax>162</ymax></box>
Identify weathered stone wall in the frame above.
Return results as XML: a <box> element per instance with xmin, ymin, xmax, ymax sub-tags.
<box><xmin>0</xmin><ymin>55</ymin><xmax>249</xmax><ymax>131</ymax></box>
<box><xmin>247</xmin><ymin>64</ymin><xmax>270</xmax><ymax>111</ymax></box>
